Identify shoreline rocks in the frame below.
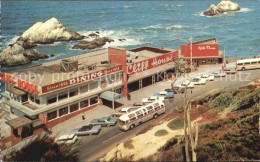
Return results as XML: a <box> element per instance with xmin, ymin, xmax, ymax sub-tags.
<box><xmin>203</xmin><ymin>0</ymin><xmax>240</xmax><ymax>17</ymax></box>
<box><xmin>0</xmin><ymin>44</ymin><xmax>48</xmax><ymax>67</ymax></box>
<box><xmin>16</xmin><ymin>17</ymin><xmax>85</xmax><ymax>49</ymax></box>
<box><xmin>0</xmin><ymin>17</ymin><xmax>85</xmax><ymax>67</ymax></box>
<box><xmin>72</xmin><ymin>37</ymin><xmax>114</xmax><ymax>50</ymax></box>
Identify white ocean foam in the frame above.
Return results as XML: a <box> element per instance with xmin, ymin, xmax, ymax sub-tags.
<box><xmin>194</xmin><ymin>11</ymin><xmax>206</xmax><ymax>17</ymax></box>
<box><xmin>177</xmin><ymin>5</ymin><xmax>183</xmax><ymax>7</ymax></box>
<box><xmin>123</xmin><ymin>6</ymin><xmax>131</xmax><ymax>9</ymax></box>
<box><xmin>5</xmin><ymin>35</ymin><xmax>19</xmax><ymax>46</ymax></box>
<box><xmin>76</xmin><ymin>29</ymin><xmax>142</xmax><ymax>49</ymax></box>
<box><xmin>140</xmin><ymin>24</ymin><xmax>163</xmax><ymax>30</ymax></box>
<box><xmin>238</xmin><ymin>8</ymin><xmax>253</xmax><ymax>13</ymax></box>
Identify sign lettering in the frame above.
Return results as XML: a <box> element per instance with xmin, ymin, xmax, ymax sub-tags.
<box><xmin>42</xmin><ymin>65</ymin><xmax>122</xmax><ymax>93</ymax></box>
<box><xmin>1</xmin><ymin>72</ymin><xmax>39</xmax><ymax>95</ymax></box>
<box><xmin>127</xmin><ymin>52</ymin><xmax>174</xmax><ymax>75</ymax></box>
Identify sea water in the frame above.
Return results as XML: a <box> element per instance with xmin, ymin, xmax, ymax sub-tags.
<box><xmin>0</xmin><ymin>0</ymin><xmax>259</xmax><ymax>73</ymax></box>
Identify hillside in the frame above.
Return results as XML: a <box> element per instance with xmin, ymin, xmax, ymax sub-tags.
<box><xmin>102</xmin><ymin>80</ymin><xmax>260</xmax><ymax>161</ymax></box>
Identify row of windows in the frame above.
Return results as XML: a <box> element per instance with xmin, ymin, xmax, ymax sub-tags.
<box><xmin>47</xmin><ymin>96</ymin><xmax>99</xmax><ymax>120</ymax></box>
<box><xmin>46</xmin><ymin>73</ymin><xmax>123</xmax><ymax>105</ymax></box>
<box><xmin>237</xmin><ymin>61</ymin><xmax>260</xmax><ymax>65</ymax></box>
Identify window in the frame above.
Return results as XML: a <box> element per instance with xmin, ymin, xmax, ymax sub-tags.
<box><xmin>47</xmin><ymin>95</ymin><xmax>57</xmax><ymax>105</ymax></box>
<box><xmin>59</xmin><ymin>107</ymin><xmax>68</xmax><ymax>117</ymax></box>
<box><xmin>90</xmin><ymin>96</ymin><xmax>98</xmax><ymax>105</ymax></box>
<box><xmin>258</xmin><ymin>61</ymin><xmax>260</xmax><ymax>63</ymax></box>
<box><xmin>100</xmin><ymin>78</ymin><xmax>108</xmax><ymax>88</ymax></box>
<box><xmin>89</xmin><ymin>81</ymin><xmax>98</xmax><ymax>90</ymax></box>
<box><xmin>136</xmin><ymin>110</ymin><xmax>143</xmax><ymax>118</ymax></box>
<box><xmin>29</xmin><ymin>94</ymin><xmax>35</xmax><ymax>102</ymax></box>
<box><xmin>251</xmin><ymin>62</ymin><xmax>257</xmax><ymax>64</ymax></box>
<box><xmin>47</xmin><ymin>111</ymin><xmax>57</xmax><ymax>120</ymax></box>
<box><xmin>146</xmin><ymin>106</ymin><xmax>153</xmax><ymax>113</ymax></box>
<box><xmin>58</xmin><ymin>91</ymin><xmax>68</xmax><ymax>100</ymax></box>
<box><xmin>69</xmin><ymin>88</ymin><xmax>78</xmax><ymax>97</ymax></box>
<box><xmin>245</xmin><ymin>62</ymin><xmax>250</xmax><ymax>65</ymax></box>
<box><xmin>237</xmin><ymin>63</ymin><xmax>243</xmax><ymax>65</ymax></box>
<box><xmin>35</xmin><ymin>95</ymin><xmax>40</xmax><ymax>104</ymax></box>
<box><xmin>70</xmin><ymin>103</ymin><xmax>79</xmax><ymax>113</ymax></box>
<box><xmin>80</xmin><ymin>84</ymin><xmax>88</xmax><ymax>93</ymax></box>
<box><xmin>80</xmin><ymin>99</ymin><xmax>89</xmax><ymax>108</ymax></box>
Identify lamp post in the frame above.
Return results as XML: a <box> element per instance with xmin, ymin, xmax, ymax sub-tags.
<box><xmin>223</xmin><ymin>46</ymin><xmax>227</xmax><ymax>67</ymax></box>
<box><xmin>189</xmin><ymin>36</ymin><xmax>193</xmax><ymax>70</ymax></box>
<box><xmin>112</xmin><ymin>80</ymin><xmax>115</xmax><ymax>111</ymax></box>
<box><xmin>249</xmin><ymin>47</ymin><xmax>252</xmax><ymax>58</ymax></box>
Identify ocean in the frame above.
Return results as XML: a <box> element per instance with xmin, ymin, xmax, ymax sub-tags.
<box><xmin>0</xmin><ymin>0</ymin><xmax>259</xmax><ymax>72</ymax></box>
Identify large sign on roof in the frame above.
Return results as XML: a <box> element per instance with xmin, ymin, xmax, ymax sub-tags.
<box><xmin>42</xmin><ymin>65</ymin><xmax>122</xmax><ymax>93</ymax></box>
<box><xmin>0</xmin><ymin>72</ymin><xmax>39</xmax><ymax>95</ymax></box>
<box><xmin>181</xmin><ymin>44</ymin><xmax>219</xmax><ymax>58</ymax></box>
<box><xmin>127</xmin><ymin>52</ymin><xmax>177</xmax><ymax>75</ymax></box>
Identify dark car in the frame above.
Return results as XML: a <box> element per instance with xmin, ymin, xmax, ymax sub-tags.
<box><xmin>166</xmin><ymin>86</ymin><xmax>185</xmax><ymax>94</ymax></box>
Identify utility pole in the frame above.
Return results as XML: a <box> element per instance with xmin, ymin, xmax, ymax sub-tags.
<box><xmin>249</xmin><ymin>47</ymin><xmax>252</xmax><ymax>58</ymax></box>
<box><xmin>223</xmin><ymin>46</ymin><xmax>227</xmax><ymax>67</ymax></box>
<box><xmin>189</xmin><ymin>36</ymin><xmax>193</xmax><ymax>70</ymax></box>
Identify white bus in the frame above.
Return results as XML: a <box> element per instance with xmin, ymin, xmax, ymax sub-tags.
<box><xmin>236</xmin><ymin>58</ymin><xmax>260</xmax><ymax>71</ymax></box>
<box><xmin>118</xmin><ymin>101</ymin><xmax>165</xmax><ymax>131</ymax></box>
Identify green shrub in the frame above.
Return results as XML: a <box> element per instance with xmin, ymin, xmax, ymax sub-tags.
<box><xmin>3</xmin><ymin>134</ymin><xmax>78</xmax><ymax>161</ymax></box>
<box><xmin>154</xmin><ymin>129</ymin><xmax>169</xmax><ymax>137</ymax></box>
<box><xmin>230</xmin><ymin>89</ymin><xmax>260</xmax><ymax>112</ymax></box>
<box><xmin>209</xmin><ymin>92</ymin><xmax>234</xmax><ymax>109</ymax></box>
<box><xmin>158</xmin><ymin>137</ymin><xmax>178</xmax><ymax>151</ymax></box>
<box><xmin>167</xmin><ymin>117</ymin><xmax>184</xmax><ymax>130</ymax></box>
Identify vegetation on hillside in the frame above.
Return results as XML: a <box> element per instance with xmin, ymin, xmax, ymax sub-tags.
<box><xmin>136</xmin><ymin>85</ymin><xmax>260</xmax><ymax>161</ymax></box>
<box><xmin>3</xmin><ymin>134</ymin><xmax>78</xmax><ymax>161</ymax></box>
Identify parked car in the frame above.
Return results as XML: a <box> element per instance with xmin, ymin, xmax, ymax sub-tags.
<box><xmin>55</xmin><ymin>134</ymin><xmax>77</xmax><ymax>144</ymax></box>
<box><xmin>181</xmin><ymin>80</ymin><xmax>195</xmax><ymax>88</ymax></box>
<box><xmin>90</xmin><ymin>117</ymin><xmax>118</xmax><ymax>126</ymax></box>
<box><xmin>212</xmin><ymin>71</ymin><xmax>227</xmax><ymax>77</ymax></box>
<box><xmin>153</xmin><ymin>91</ymin><xmax>174</xmax><ymax>99</ymax></box>
<box><xmin>191</xmin><ymin>77</ymin><xmax>206</xmax><ymax>85</ymax></box>
<box><xmin>133</xmin><ymin>102</ymin><xmax>144</xmax><ymax>106</ymax></box>
<box><xmin>224</xmin><ymin>63</ymin><xmax>237</xmax><ymax>74</ymax></box>
<box><xmin>201</xmin><ymin>74</ymin><xmax>214</xmax><ymax>81</ymax></box>
<box><xmin>71</xmin><ymin>125</ymin><xmax>101</xmax><ymax>136</ymax></box>
<box><xmin>142</xmin><ymin>96</ymin><xmax>164</xmax><ymax>105</ymax></box>
<box><xmin>111</xmin><ymin>106</ymin><xmax>139</xmax><ymax>118</ymax></box>
<box><xmin>165</xmin><ymin>85</ymin><xmax>186</xmax><ymax>94</ymax></box>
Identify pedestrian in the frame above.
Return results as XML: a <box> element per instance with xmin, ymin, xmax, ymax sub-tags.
<box><xmin>127</xmin><ymin>93</ymin><xmax>131</xmax><ymax>100</ymax></box>
<box><xmin>82</xmin><ymin>113</ymin><xmax>85</xmax><ymax>120</ymax></box>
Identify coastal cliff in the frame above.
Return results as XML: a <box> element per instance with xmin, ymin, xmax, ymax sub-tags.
<box><xmin>203</xmin><ymin>0</ymin><xmax>240</xmax><ymax>16</ymax></box>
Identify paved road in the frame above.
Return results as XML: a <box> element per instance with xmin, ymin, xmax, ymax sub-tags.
<box><xmin>77</xmin><ymin>69</ymin><xmax>260</xmax><ymax>161</ymax></box>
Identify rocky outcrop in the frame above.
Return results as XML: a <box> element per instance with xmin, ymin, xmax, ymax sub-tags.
<box><xmin>16</xmin><ymin>17</ymin><xmax>85</xmax><ymax>49</ymax></box>
<box><xmin>72</xmin><ymin>37</ymin><xmax>114</xmax><ymax>50</ymax></box>
<box><xmin>203</xmin><ymin>0</ymin><xmax>240</xmax><ymax>16</ymax></box>
<box><xmin>0</xmin><ymin>44</ymin><xmax>48</xmax><ymax>67</ymax></box>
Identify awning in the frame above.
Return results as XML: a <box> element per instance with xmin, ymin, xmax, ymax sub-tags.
<box><xmin>7</xmin><ymin>87</ymin><xmax>26</xmax><ymax>96</ymax></box>
<box><xmin>100</xmin><ymin>91</ymin><xmax>123</xmax><ymax>101</ymax></box>
<box><xmin>6</xmin><ymin>116</ymin><xmax>33</xmax><ymax>129</ymax></box>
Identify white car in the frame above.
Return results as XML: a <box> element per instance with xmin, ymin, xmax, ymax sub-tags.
<box><xmin>55</xmin><ymin>134</ymin><xmax>77</xmax><ymax>144</ymax></box>
<box><xmin>201</xmin><ymin>74</ymin><xmax>214</xmax><ymax>81</ymax></box>
<box><xmin>181</xmin><ymin>80</ymin><xmax>195</xmax><ymax>88</ymax></box>
<box><xmin>191</xmin><ymin>77</ymin><xmax>206</xmax><ymax>85</ymax></box>
<box><xmin>142</xmin><ymin>96</ymin><xmax>164</xmax><ymax>105</ymax></box>
<box><xmin>212</xmin><ymin>71</ymin><xmax>227</xmax><ymax>77</ymax></box>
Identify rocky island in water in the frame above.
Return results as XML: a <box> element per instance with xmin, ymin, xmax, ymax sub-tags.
<box><xmin>203</xmin><ymin>0</ymin><xmax>240</xmax><ymax>17</ymax></box>
<box><xmin>0</xmin><ymin>17</ymin><xmax>121</xmax><ymax>67</ymax></box>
